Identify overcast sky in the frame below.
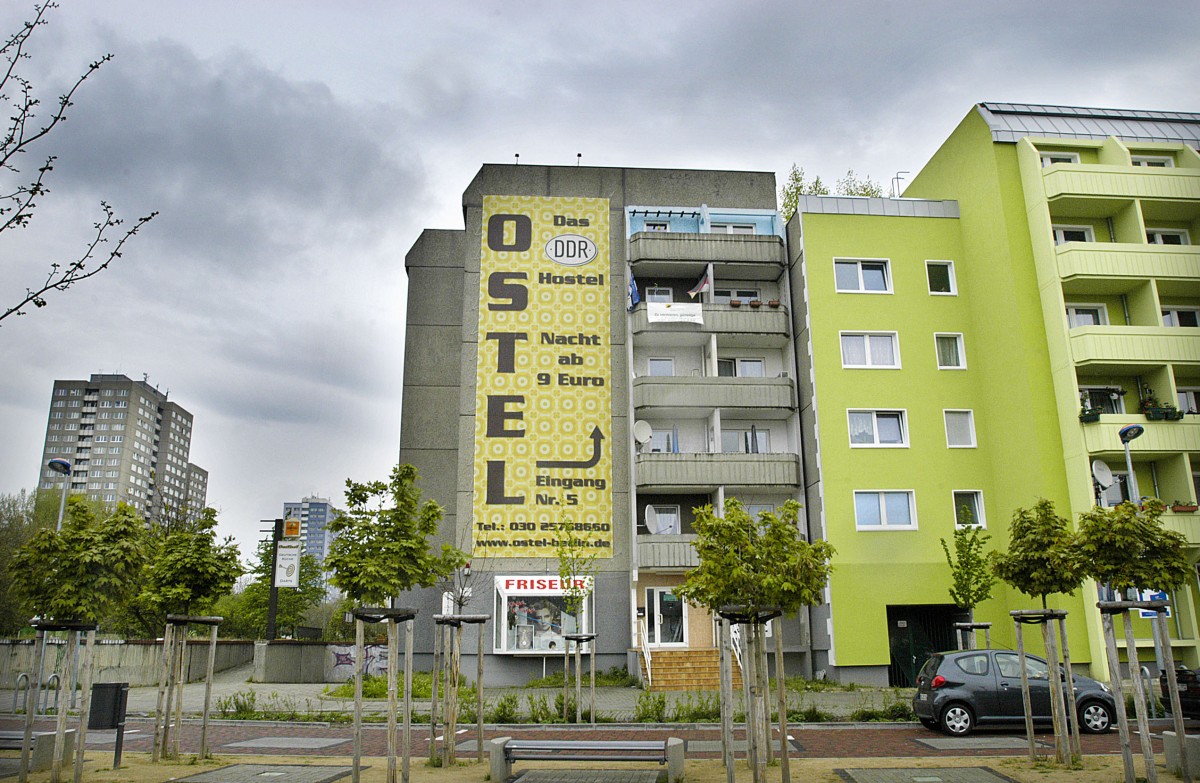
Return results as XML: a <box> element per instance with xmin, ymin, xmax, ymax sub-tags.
<box><xmin>1</xmin><ymin>0</ymin><xmax>1196</xmax><ymax>557</ymax></box>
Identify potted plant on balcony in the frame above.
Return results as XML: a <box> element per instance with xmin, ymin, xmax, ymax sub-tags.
<box><xmin>1171</xmin><ymin>501</ymin><xmax>1199</xmax><ymax>513</ymax></box>
<box><xmin>768</xmin><ymin>299</ymin><xmax>781</xmax><ymax>308</ymax></box>
<box><xmin>749</xmin><ymin>299</ymin><xmax>763</xmax><ymax>308</ymax></box>
<box><xmin>1139</xmin><ymin>388</ymin><xmax>1184</xmax><ymax>421</ymax></box>
<box><xmin>1079</xmin><ymin>406</ymin><xmax>1103</xmax><ymax>423</ymax></box>
<box><xmin>729</xmin><ymin>299</ymin><xmax>742</xmax><ymax>308</ymax></box>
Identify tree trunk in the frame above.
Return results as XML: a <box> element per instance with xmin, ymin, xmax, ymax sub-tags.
<box><xmin>1122</xmin><ymin>609</ymin><xmax>1157</xmax><ymax>783</ymax></box>
<box><xmin>1102</xmin><ymin>611</ymin><xmax>1136</xmax><ymax>783</ymax></box>
<box><xmin>773</xmin><ymin>617</ymin><xmax>790</xmax><ymax>783</ymax></box>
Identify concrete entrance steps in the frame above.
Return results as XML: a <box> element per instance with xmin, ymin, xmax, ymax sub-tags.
<box><xmin>641</xmin><ymin>648</ymin><xmax>742</xmax><ymax>692</ymax></box>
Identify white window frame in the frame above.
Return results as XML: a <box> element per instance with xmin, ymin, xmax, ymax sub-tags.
<box><xmin>644</xmin><ymin>586</ymin><xmax>688</xmax><ymax>647</ymax></box>
<box><xmin>713</xmin><ymin>287</ymin><xmax>759</xmax><ymax>304</ymax></box>
<box><xmin>854</xmin><ymin>490</ymin><xmax>917</xmax><ymax>530</ymax></box>
<box><xmin>847</xmin><ymin>409</ymin><xmax>908</xmax><ymax>448</ymax></box>
<box><xmin>709</xmin><ymin>223</ymin><xmax>755</xmax><ymax>234</ymax></box>
<box><xmin>834</xmin><ymin>258</ymin><xmax>892</xmax><ymax>294</ymax></box>
<box><xmin>1066</xmin><ymin>303</ymin><xmax>1109</xmax><ymax>328</ymax></box>
<box><xmin>1040</xmin><ymin>151</ymin><xmax>1080</xmax><ymax>167</ymax></box>
<box><xmin>646</xmin><ymin>286</ymin><xmax>673</xmax><ymax>303</ymax></box>
<box><xmin>953</xmin><ymin>490</ymin><xmax>986</xmax><ymax>528</ymax></box>
<box><xmin>839</xmin><ymin>331</ymin><xmax>901</xmax><ymax>369</ymax></box>
<box><xmin>934</xmin><ymin>333</ymin><xmax>967</xmax><ymax>370</ymax></box>
<box><xmin>1177</xmin><ymin>387</ymin><xmax>1200</xmax><ymax>414</ymax></box>
<box><xmin>1147</xmin><ymin>228</ymin><xmax>1190</xmax><ymax>245</ymax></box>
<box><xmin>650</xmin><ymin>428</ymin><xmax>676</xmax><ymax>453</ymax></box>
<box><xmin>1132</xmin><ymin>155</ymin><xmax>1174</xmax><ymax>168</ymax></box>
<box><xmin>721</xmin><ymin>427</ymin><xmax>771</xmax><ymax>454</ymax></box>
<box><xmin>717</xmin><ymin>357</ymin><xmax>765</xmax><ymax>378</ymax></box>
<box><xmin>646</xmin><ymin>357</ymin><xmax>675</xmax><ymax>377</ymax></box>
<box><xmin>1052</xmin><ymin>225</ymin><xmax>1095</xmax><ymax>245</ymax></box>
<box><xmin>1080</xmin><ymin>386</ymin><xmax>1126</xmax><ymax>415</ymax></box>
<box><xmin>943</xmin><ymin>409</ymin><xmax>977</xmax><ymax>448</ymax></box>
<box><xmin>926</xmin><ymin>260</ymin><xmax>958</xmax><ymax>295</ymax></box>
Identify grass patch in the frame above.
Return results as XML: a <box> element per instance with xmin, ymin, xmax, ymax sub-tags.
<box><xmin>525</xmin><ymin>665</ymin><xmax>639</xmax><ymax>688</ymax></box>
<box><xmin>785</xmin><ymin>675</ymin><xmax>859</xmax><ymax>692</ymax></box>
<box><xmin>326</xmin><ymin>671</ymin><xmax>476</xmax><ymax>701</ymax></box>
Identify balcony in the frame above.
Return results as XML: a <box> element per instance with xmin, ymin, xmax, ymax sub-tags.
<box><xmin>1081</xmin><ymin>417</ymin><xmax>1200</xmax><ymax>457</ymax></box>
<box><xmin>637</xmin><ymin>533</ymin><xmax>699</xmax><ymax>569</ymax></box>
<box><xmin>630</xmin><ymin>303</ymin><xmax>789</xmax><ymax>347</ymax></box>
<box><xmin>629</xmin><ymin>233</ymin><xmax>785</xmax><ymax>280</ymax></box>
<box><xmin>635</xmin><ymin>452</ymin><xmax>801</xmax><ymax>489</ymax></box>
<box><xmin>1161</xmin><ymin>509</ymin><xmax>1200</xmax><ymax>548</ymax></box>
<box><xmin>1056</xmin><ymin>243</ymin><xmax>1200</xmax><ymax>285</ymax></box>
<box><xmin>633</xmin><ymin>376</ymin><xmax>794</xmax><ymax>413</ymax></box>
<box><xmin>1043</xmin><ymin>165</ymin><xmax>1200</xmax><ymax>203</ymax></box>
<box><xmin>1069</xmin><ymin>326</ymin><xmax>1200</xmax><ymax>370</ymax></box>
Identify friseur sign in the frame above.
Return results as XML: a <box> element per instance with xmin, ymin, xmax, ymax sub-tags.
<box><xmin>472</xmin><ymin>196</ymin><xmax>613</xmax><ymax>558</ymax></box>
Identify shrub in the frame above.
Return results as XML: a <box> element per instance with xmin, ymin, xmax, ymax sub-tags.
<box><xmin>671</xmin><ymin>692</ymin><xmax>721</xmax><ymax>722</ymax></box>
<box><xmin>527</xmin><ymin>693</ymin><xmax>556</xmax><ymax>724</ymax></box>
<box><xmin>633</xmin><ymin>691</ymin><xmax>667</xmax><ymax>723</ymax></box>
<box><xmin>488</xmin><ymin>693</ymin><xmax>520</xmax><ymax>724</ymax></box>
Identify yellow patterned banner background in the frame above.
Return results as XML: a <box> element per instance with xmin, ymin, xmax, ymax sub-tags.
<box><xmin>472</xmin><ymin>196</ymin><xmax>612</xmax><ymax>558</ymax></box>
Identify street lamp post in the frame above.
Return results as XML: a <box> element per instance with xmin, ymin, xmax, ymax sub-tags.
<box><xmin>46</xmin><ymin>459</ymin><xmax>72</xmax><ymax>531</ymax></box>
<box><xmin>1118</xmin><ymin>424</ymin><xmax>1144</xmax><ymax>502</ymax></box>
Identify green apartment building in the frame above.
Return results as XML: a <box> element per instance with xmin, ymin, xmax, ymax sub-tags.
<box><xmin>791</xmin><ymin>103</ymin><xmax>1200</xmax><ymax>684</ymax></box>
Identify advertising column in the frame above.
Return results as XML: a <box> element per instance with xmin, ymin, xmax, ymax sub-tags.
<box><xmin>472</xmin><ymin>196</ymin><xmax>613</xmax><ymax>559</ymax></box>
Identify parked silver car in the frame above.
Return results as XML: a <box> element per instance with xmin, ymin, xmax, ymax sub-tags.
<box><xmin>912</xmin><ymin>649</ymin><xmax>1116</xmax><ymax>736</ymax></box>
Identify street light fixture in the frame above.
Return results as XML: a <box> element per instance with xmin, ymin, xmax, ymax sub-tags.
<box><xmin>46</xmin><ymin>458</ymin><xmax>72</xmax><ymax>531</ymax></box>
<box><xmin>1118</xmin><ymin>423</ymin><xmax>1144</xmax><ymax>502</ymax></box>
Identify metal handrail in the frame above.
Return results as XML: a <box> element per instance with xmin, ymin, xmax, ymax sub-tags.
<box><xmin>730</xmin><ymin>622</ymin><xmax>744</xmax><ymax>675</ymax></box>
<box><xmin>12</xmin><ymin>672</ymin><xmax>28</xmax><ymax>713</ymax></box>
<box><xmin>42</xmin><ymin>673</ymin><xmax>61</xmax><ymax>714</ymax></box>
<box><xmin>637</xmin><ymin>618</ymin><xmax>653</xmax><ymax>688</ymax></box>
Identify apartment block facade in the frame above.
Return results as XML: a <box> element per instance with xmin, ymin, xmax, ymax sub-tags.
<box><xmin>37</xmin><ymin>373</ymin><xmax>207</xmax><ymax>523</ymax></box>
<box><xmin>400</xmin><ymin>103</ymin><xmax>1200</xmax><ymax>686</ymax></box>
<box><xmin>283</xmin><ymin>496</ymin><xmax>338</xmax><ymax>564</ymax></box>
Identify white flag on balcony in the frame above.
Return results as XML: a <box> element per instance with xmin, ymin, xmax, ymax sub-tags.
<box><xmin>646</xmin><ymin>302</ymin><xmax>703</xmax><ymax>324</ymax></box>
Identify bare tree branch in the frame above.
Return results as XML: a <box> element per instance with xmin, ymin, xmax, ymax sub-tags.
<box><xmin>0</xmin><ymin>2</ymin><xmax>156</xmax><ymax>326</ymax></box>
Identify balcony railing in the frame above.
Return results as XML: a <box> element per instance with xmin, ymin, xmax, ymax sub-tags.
<box><xmin>629</xmin><ymin>232</ymin><xmax>785</xmax><ymax>267</ymax></box>
<box><xmin>1056</xmin><ymin>243</ymin><xmax>1200</xmax><ymax>283</ymax></box>
<box><xmin>1069</xmin><ymin>326</ymin><xmax>1200</xmax><ymax>368</ymax></box>
<box><xmin>635</xmin><ymin>452</ymin><xmax>801</xmax><ymax>488</ymax></box>
<box><xmin>630</xmin><ymin>303</ymin><xmax>789</xmax><ymax>345</ymax></box>
<box><xmin>1081</xmin><ymin>418</ymin><xmax>1200</xmax><ymax>455</ymax></box>
<box><xmin>1043</xmin><ymin>165</ymin><xmax>1200</xmax><ymax>202</ymax></box>
<box><xmin>632</xmin><ymin>376</ymin><xmax>794</xmax><ymax>411</ymax></box>
<box><xmin>1161</xmin><ymin>509</ymin><xmax>1200</xmax><ymax>548</ymax></box>
<box><xmin>637</xmin><ymin>533</ymin><xmax>699</xmax><ymax>569</ymax></box>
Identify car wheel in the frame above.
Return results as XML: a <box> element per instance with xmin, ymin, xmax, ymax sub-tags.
<box><xmin>940</xmin><ymin>703</ymin><xmax>974</xmax><ymax>736</ymax></box>
<box><xmin>919</xmin><ymin>717</ymin><xmax>938</xmax><ymax>730</ymax></box>
<box><xmin>1079</xmin><ymin>700</ymin><xmax>1113</xmax><ymax>734</ymax></box>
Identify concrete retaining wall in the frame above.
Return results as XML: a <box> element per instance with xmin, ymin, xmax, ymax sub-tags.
<box><xmin>253</xmin><ymin>640</ymin><xmax>381</xmax><ymax>684</ymax></box>
<box><xmin>0</xmin><ymin>638</ymin><xmax>254</xmax><ymax>687</ymax></box>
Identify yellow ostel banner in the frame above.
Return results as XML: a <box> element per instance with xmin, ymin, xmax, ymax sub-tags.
<box><xmin>472</xmin><ymin>196</ymin><xmax>613</xmax><ymax>558</ymax></box>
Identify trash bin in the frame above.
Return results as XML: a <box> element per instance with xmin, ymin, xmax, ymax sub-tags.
<box><xmin>88</xmin><ymin>682</ymin><xmax>129</xmax><ymax>730</ymax></box>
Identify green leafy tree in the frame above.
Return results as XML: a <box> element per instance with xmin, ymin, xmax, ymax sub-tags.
<box><xmin>677</xmin><ymin>498</ymin><xmax>834</xmax><ymax>615</ymax></box>
<box><xmin>0</xmin><ymin>490</ymin><xmax>42</xmax><ymax>633</ymax></box>
<box><xmin>233</xmin><ymin>540</ymin><xmax>325</xmax><ymax>637</ymax></box>
<box><xmin>940</xmin><ymin>509</ymin><xmax>995</xmax><ymax>615</ymax></box>
<box><xmin>325</xmin><ymin>463</ymin><xmax>466</xmax><ymax>605</ymax></box>
<box><xmin>555</xmin><ymin>512</ymin><xmax>600</xmax><ymax>630</ymax></box>
<box><xmin>991</xmin><ymin>499</ymin><xmax>1085</xmax><ymax>608</ymax></box>
<box><xmin>9</xmin><ymin>497</ymin><xmax>150</xmax><ymax>622</ymax></box>
<box><xmin>1076</xmin><ymin>498</ymin><xmax>1189</xmax><ymax>594</ymax></box>
<box><xmin>835</xmin><ymin>169</ymin><xmax>885</xmax><ymax>197</ymax></box>
<box><xmin>779</xmin><ymin>164</ymin><xmax>885</xmax><ymax>219</ymax></box>
<box><xmin>140</xmin><ymin>507</ymin><xmax>242</xmax><ymax>621</ymax></box>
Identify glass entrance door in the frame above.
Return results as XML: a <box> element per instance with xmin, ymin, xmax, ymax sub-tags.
<box><xmin>645</xmin><ymin>587</ymin><xmax>687</xmax><ymax>647</ymax></box>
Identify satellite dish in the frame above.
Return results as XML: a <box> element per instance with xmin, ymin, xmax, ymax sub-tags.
<box><xmin>1092</xmin><ymin>460</ymin><xmax>1114</xmax><ymax>489</ymax></box>
<box><xmin>644</xmin><ymin>505</ymin><xmax>660</xmax><ymax>534</ymax></box>
<box><xmin>632</xmin><ymin>420</ymin><xmax>653</xmax><ymax>445</ymax></box>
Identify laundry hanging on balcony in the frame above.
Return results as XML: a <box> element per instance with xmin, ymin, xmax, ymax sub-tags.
<box><xmin>646</xmin><ymin>302</ymin><xmax>703</xmax><ymax>324</ymax></box>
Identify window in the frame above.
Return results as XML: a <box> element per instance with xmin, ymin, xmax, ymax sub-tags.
<box><xmin>1040</xmin><ymin>152</ymin><xmax>1080</xmax><ymax>167</ymax></box>
<box><xmin>935</xmin><ymin>334</ymin><xmax>966</xmax><ymax>369</ymax></box>
<box><xmin>1178</xmin><ymin>388</ymin><xmax>1200</xmax><ymax>414</ymax></box>
<box><xmin>854</xmin><ymin>491</ymin><xmax>916</xmax><ymax>529</ymax></box>
<box><xmin>55</xmin><ymin>388</ymin><xmax>67</xmax><ymax>396</ymax></box>
<box><xmin>956</xmin><ymin>653</ymin><xmax>990</xmax><ymax>676</ymax></box>
<box><xmin>1147</xmin><ymin>229</ymin><xmax>1189</xmax><ymax>245</ymax></box>
<box><xmin>1081</xmin><ymin>387</ymin><xmax>1126</xmax><ymax>414</ymax></box>
<box><xmin>650</xmin><ymin>429</ymin><xmax>676</xmax><ymax>453</ymax></box>
<box><xmin>1052</xmin><ymin>225</ymin><xmax>1094</xmax><ymax>245</ymax></box>
<box><xmin>721</xmin><ymin>428</ymin><xmax>770</xmax><ymax>453</ymax></box>
<box><xmin>644</xmin><ymin>221</ymin><xmax>669</xmax><ymax>231</ymax></box>
<box><xmin>1163</xmin><ymin>308</ymin><xmax>1200</xmax><ymax>328</ymax></box>
<box><xmin>645</xmin><ymin>286</ymin><xmax>672</xmax><ymax>303</ymax></box>
<box><xmin>717</xmin><ymin>358</ymin><xmax>764</xmax><ymax>377</ymax></box>
<box><xmin>997</xmin><ymin>653</ymin><xmax>1049</xmax><ymax>680</ymax></box>
<box><xmin>848</xmin><ymin>410</ymin><xmax>907</xmax><ymax>447</ymax></box>
<box><xmin>647</xmin><ymin>358</ymin><xmax>674</xmax><ymax>377</ymax></box>
<box><xmin>713</xmin><ymin>288</ymin><xmax>759</xmax><ymax>304</ymax></box>
<box><xmin>710</xmin><ymin>223</ymin><xmax>754</xmax><ymax>234</ymax></box>
<box><xmin>944</xmin><ymin>410</ymin><xmax>976</xmax><ymax>448</ymax></box>
<box><xmin>834</xmin><ymin>259</ymin><xmax>891</xmax><ymax>293</ymax></box>
<box><xmin>646</xmin><ymin>505</ymin><xmax>681</xmax><ymax>534</ymax></box>
<box><xmin>1132</xmin><ymin>155</ymin><xmax>1174</xmax><ymax>168</ymax></box>
<box><xmin>1065</xmin><ymin>304</ymin><xmax>1107</xmax><ymax>327</ymax></box>
<box><xmin>745</xmin><ymin>503</ymin><xmax>775</xmax><ymax>518</ymax></box>
<box><xmin>926</xmin><ymin>261</ymin><xmax>957</xmax><ymax>295</ymax></box>
<box><xmin>953</xmin><ymin>490</ymin><xmax>985</xmax><ymax>527</ymax></box>
<box><xmin>495</xmin><ymin>578</ymin><xmax>588</xmax><ymax>654</ymax></box>
<box><xmin>840</xmin><ymin>332</ymin><xmax>899</xmax><ymax>368</ymax></box>
<box><xmin>1101</xmin><ymin>470</ymin><xmax>1131</xmax><ymax>506</ymax></box>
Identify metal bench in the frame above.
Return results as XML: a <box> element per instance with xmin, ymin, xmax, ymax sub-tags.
<box><xmin>0</xmin><ymin>729</ymin><xmax>76</xmax><ymax>772</ymax></box>
<box><xmin>488</xmin><ymin>736</ymin><xmax>684</xmax><ymax>782</ymax></box>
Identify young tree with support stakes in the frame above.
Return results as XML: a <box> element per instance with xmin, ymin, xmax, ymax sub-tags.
<box><xmin>940</xmin><ymin>508</ymin><xmax>995</xmax><ymax>648</ymax></box>
<box><xmin>1077</xmin><ymin>498</ymin><xmax>1191</xmax><ymax>783</ymax></box>
<box><xmin>555</xmin><ymin>511</ymin><xmax>600</xmax><ymax>723</ymax></box>
<box><xmin>677</xmin><ymin>498</ymin><xmax>833</xmax><ymax>783</ymax></box>
<box><xmin>991</xmin><ymin>499</ymin><xmax>1086</xmax><ymax>764</ymax></box>
<box><xmin>325</xmin><ymin>464</ymin><xmax>464</xmax><ymax>783</ymax></box>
